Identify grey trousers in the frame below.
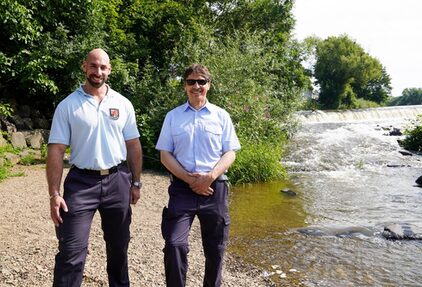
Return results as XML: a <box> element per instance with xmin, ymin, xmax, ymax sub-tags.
<box><xmin>53</xmin><ymin>166</ymin><xmax>132</xmax><ymax>287</ymax></box>
<box><xmin>161</xmin><ymin>178</ymin><xmax>230</xmax><ymax>287</ymax></box>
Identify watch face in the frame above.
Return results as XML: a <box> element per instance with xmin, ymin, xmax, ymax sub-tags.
<box><xmin>132</xmin><ymin>181</ymin><xmax>141</xmax><ymax>188</ymax></box>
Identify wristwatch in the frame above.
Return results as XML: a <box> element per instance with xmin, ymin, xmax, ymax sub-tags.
<box><xmin>131</xmin><ymin>181</ymin><xmax>142</xmax><ymax>189</ymax></box>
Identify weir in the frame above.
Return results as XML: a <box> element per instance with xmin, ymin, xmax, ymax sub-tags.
<box><xmin>231</xmin><ymin>105</ymin><xmax>422</xmax><ymax>286</ymax></box>
<box><xmin>296</xmin><ymin>105</ymin><xmax>422</xmax><ymax>123</ymax></box>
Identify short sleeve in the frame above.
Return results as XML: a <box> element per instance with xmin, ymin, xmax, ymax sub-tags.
<box><xmin>48</xmin><ymin>103</ymin><xmax>70</xmax><ymax>145</ymax></box>
<box><xmin>155</xmin><ymin>112</ymin><xmax>174</xmax><ymax>152</ymax></box>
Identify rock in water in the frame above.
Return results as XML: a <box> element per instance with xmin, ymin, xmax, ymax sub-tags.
<box><xmin>389</xmin><ymin>127</ymin><xmax>402</xmax><ymax>136</ymax></box>
<box><xmin>415</xmin><ymin>175</ymin><xmax>422</xmax><ymax>186</ymax></box>
<box><xmin>382</xmin><ymin>223</ymin><xmax>422</xmax><ymax>240</ymax></box>
<box><xmin>280</xmin><ymin>188</ymin><xmax>297</xmax><ymax>196</ymax></box>
<box><xmin>399</xmin><ymin>150</ymin><xmax>413</xmax><ymax>156</ymax></box>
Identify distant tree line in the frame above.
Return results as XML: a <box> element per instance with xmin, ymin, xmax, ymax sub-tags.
<box><xmin>388</xmin><ymin>88</ymin><xmax>422</xmax><ymax>106</ymax></box>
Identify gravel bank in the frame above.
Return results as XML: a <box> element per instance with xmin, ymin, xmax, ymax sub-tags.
<box><xmin>0</xmin><ymin>165</ymin><xmax>273</xmax><ymax>286</ymax></box>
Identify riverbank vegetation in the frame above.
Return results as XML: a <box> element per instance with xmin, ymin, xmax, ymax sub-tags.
<box><xmin>0</xmin><ymin>0</ymin><xmax>310</xmax><ymax>183</ymax></box>
<box><xmin>399</xmin><ymin>115</ymin><xmax>422</xmax><ymax>152</ymax></box>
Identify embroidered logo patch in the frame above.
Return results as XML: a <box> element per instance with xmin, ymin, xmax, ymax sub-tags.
<box><xmin>109</xmin><ymin>108</ymin><xmax>119</xmax><ymax>120</ymax></box>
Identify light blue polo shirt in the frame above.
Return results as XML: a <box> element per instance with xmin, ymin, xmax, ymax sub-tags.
<box><xmin>156</xmin><ymin>101</ymin><xmax>241</xmax><ymax>173</ymax></box>
<box><xmin>48</xmin><ymin>85</ymin><xmax>140</xmax><ymax>170</ymax></box>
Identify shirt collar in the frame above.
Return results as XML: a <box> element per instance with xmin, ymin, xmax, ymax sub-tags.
<box><xmin>183</xmin><ymin>100</ymin><xmax>212</xmax><ymax>112</ymax></box>
<box><xmin>77</xmin><ymin>84</ymin><xmax>112</xmax><ymax>98</ymax></box>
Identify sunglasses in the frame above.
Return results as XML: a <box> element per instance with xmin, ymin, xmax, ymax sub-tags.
<box><xmin>185</xmin><ymin>79</ymin><xmax>209</xmax><ymax>86</ymax></box>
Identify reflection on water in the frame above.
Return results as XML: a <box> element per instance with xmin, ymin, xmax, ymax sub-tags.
<box><xmin>229</xmin><ymin>181</ymin><xmax>306</xmax><ymax>254</ymax></box>
<box><xmin>229</xmin><ymin>111</ymin><xmax>422</xmax><ymax>287</ymax></box>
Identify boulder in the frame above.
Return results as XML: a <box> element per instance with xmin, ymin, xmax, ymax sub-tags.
<box><xmin>4</xmin><ymin>152</ymin><xmax>20</xmax><ymax>165</ymax></box>
<box><xmin>280</xmin><ymin>188</ymin><xmax>297</xmax><ymax>196</ymax></box>
<box><xmin>399</xmin><ymin>150</ymin><xmax>413</xmax><ymax>156</ymax></box>
<box><xmin>389</xmin><ymin>128</ymin><xmax>402</xmax><ymax>136</ymax></box>
<box><xmin>382</xmin><ymin>223</ymin><xmax>422</xmax><ymax>240</ymax></box>
<box><xmin>11</xmin><ymin>132</ymin><xmax>27</xmax><ymax>148</ymax></box>
<box><xmin>28</xmin><ymin>130</ymin><xmax>44</xmax><ymax>149</ymax></box>
<box><xmin>1</xmin><ymin>118</ymin><xmax>17</xmax><ymax>134</ymax></box>
<box><xmin>415</xmin><ymin>175</ymin><xmax>422</xmax><ymax>186</ymax></box>
<box><xmin>0</xmin><ymin>134</ymin><xmax>7</xmax><ymax>147</ymax></box>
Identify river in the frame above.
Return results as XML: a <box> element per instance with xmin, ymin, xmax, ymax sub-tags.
<box><xmin>228</xmin><ymin>105</ymin><xmax>422</xmax><ymax>287</ymax></box>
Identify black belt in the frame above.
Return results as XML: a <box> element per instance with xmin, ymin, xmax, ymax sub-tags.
<box><xmin>72</xmin><ymin>162</ymin><xmax>126</xmax><ymax>176</ymax></box>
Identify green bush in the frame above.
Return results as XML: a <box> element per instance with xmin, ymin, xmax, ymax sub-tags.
<box><xmin>400</xmin><ymin>115</ymin><xmax>422</xmax><ymax>152</ymax></box>
<box><xmin>228</xmin><ymin>141</ymin><xmax>286</xmax><ymax>184</ymax></box>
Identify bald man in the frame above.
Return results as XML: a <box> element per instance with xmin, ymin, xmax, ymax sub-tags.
<box><xmin>47</xmin><ymin>48</ymin><xmax>143</xmax><ymax>287</ymax></box>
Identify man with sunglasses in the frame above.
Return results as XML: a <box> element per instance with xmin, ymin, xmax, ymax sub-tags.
<box><xmin>156</xmin><ymin>64</ymin><xmax>241</xmax><ymax>287</ymax></box>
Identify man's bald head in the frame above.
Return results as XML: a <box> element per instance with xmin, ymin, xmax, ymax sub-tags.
<box><xmin>82</xmin><ymin>48</ymin><xmax>111</xmax><ymax>89</ymax></box>
<box><xmin>85</xmin><ymin>48</ymin><xmax>110</xmax><ymax>64</ymax></box>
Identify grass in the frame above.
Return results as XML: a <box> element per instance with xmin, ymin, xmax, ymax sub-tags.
<box><xmin>0</xmin><ymin>144</ymin><xmax>48</xmax><ymax>182</ymax></box>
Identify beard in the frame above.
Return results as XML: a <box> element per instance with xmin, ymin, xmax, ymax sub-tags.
<box><xmin>86</xmin><ymin>75</ymin><xmax>106</xmax><ymax>88</ymax></box>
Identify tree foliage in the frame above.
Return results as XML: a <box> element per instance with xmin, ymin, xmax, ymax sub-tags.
<box><xmin>0</xmin><ymin>0</ymin><xmax>310</xmax><ymax>183</ymax></box>
<box><xmin>0</xmin><ymin>0</ymin><xmax>106</xmax><ymax>107</ymax></box>
<box><xmin>311</xmin><ymin>35</ymin><xmax>392</xmax><ymax>109</ymax></box>
<box><xmin>388</xmin><ymin>88</ymin><xmax>422</xmax><ymax>106</ymax></box>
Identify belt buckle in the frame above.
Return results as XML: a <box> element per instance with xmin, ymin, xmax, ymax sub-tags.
<box><xmin>100</xmin><ymin>169</ymin><xmax>109</xmax><ymax>176</ymax></box>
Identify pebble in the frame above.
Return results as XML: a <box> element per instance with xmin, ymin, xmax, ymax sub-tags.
<box><xmin>261</xmin><ymin>271</ymin><xmax>275</xmax><ymax>277</ymax></box>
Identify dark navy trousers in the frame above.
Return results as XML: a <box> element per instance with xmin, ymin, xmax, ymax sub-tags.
<box><xmin>161</xmin><ymin>178</ymin><xmax>230</xmax><ymax>287</ymax></box>
<box><xmin>53</xmin><ymin>166</ymin><xmax>132</xmax><ymax>287</ymax></box>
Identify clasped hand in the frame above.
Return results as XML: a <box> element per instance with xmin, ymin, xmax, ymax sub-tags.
<box><xmin>188</xmin><ymin>173</ymin><xmax>214</xmax><ymax>196</ymax></box>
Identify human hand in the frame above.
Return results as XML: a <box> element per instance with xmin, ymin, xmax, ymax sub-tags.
<box><xmin>130</xmin><ymin>186</ymin><xmax>141</xmax><ymax>204</ymax></box>
<box><xmin>189</xmin><ymin>173</ymin><xmax>214</xmax><ymax>196</ymax></box>
<box><xmin>50</xmin><ymin>195</ymin><xmax>68</xmax><ymax>227</ymax></box>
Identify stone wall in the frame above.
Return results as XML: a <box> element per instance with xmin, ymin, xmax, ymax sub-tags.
<box><xmin>0</xmin><ymin>103</ymin><xmax>51</xmax><ymax>165</ymax></box>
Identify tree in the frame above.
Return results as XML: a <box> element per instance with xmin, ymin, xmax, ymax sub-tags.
<box><xmin>312</xmin><ymin>35</ymin><xmax>391</xmax><ymax>109</ymax></box>
<box><xmin>0</xmin><ymin>0</ymin><xmax>106</xmax><ymax>111</ymax></box>
<box><xmin>388</xmin><ymin>88</ymin><xmax>422</xmax><ymax>106</ymax></box>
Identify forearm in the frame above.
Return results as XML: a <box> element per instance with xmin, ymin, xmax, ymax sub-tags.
<box><xmin>160</xmin><ymin>150</ymin><xmax>192</xmax><ymax>183</ymax></box>
<box><xmin>46</xmin><ymin>144</ymin><xmax>66</xmax><ymax>196</ymax></box>
<box><xmin>209</xmin><ymin>150</ymin><xmax>236</xmax><ymax>180</ymax></box>
<box><xmin>126</xmin><ymin>138</ymin><xmax>142</xmax><ymax>181</ymax></box>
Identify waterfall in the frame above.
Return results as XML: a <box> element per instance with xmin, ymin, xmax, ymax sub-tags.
<box><xmin>296</xmin><ymin>105</ymin><xmax>422</xmax><ymax>123</ymax></box>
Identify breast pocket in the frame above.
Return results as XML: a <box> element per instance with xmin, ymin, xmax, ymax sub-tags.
<box><xmin>171</xmin><ymin>125</ymin><xmax>192</xmax><ymax>146</ymax></box>
<box><xmin>203</xmin><ymin>122</ymin><xmax>223</xmax><ymax>149</ymax></box>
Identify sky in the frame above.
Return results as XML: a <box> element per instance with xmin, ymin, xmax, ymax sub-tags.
<box><xmin>292</xmin><ymin>0</ymin><xmax>422</xmax><ymax>96</ymax></box>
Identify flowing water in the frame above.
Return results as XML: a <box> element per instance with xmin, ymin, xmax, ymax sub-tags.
<box><xmin>229</xmin><ymin>105</ymin><xmax>422</xmax><ymax>287</ymax></box>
